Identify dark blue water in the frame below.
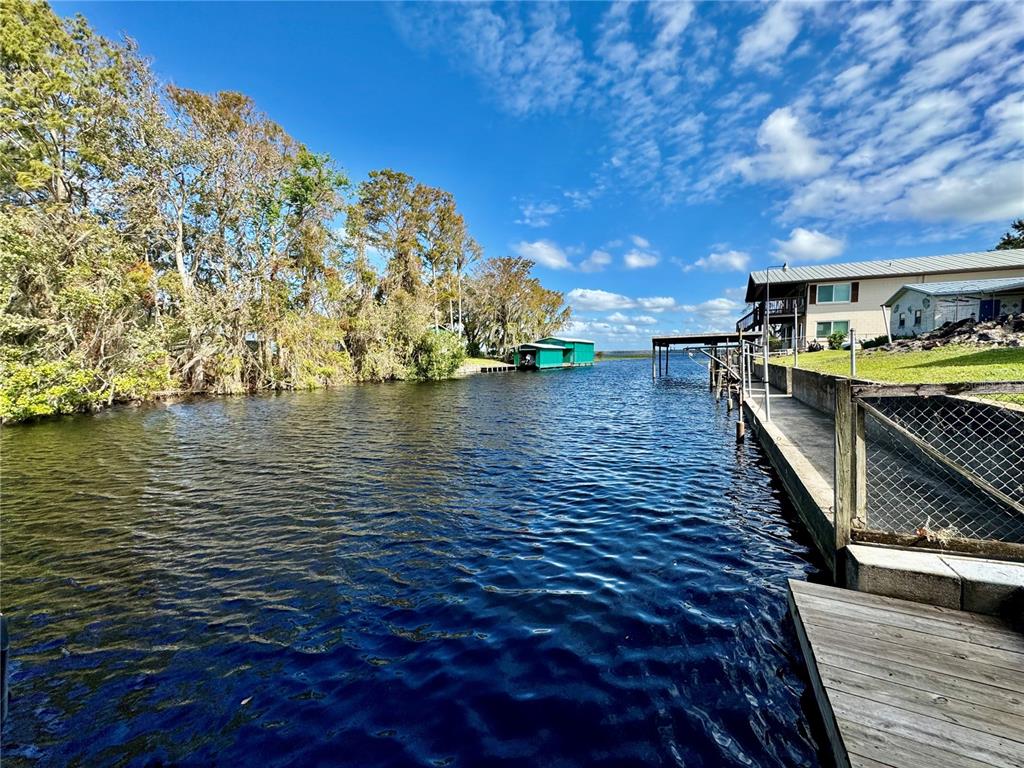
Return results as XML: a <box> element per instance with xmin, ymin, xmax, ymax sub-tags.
<box><xmin>1</xmin><ymin>358</ymin><xmax>824</xmax><ymax>766</ymax></box>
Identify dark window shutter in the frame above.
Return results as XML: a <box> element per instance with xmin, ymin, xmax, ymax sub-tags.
<box><xmin>851</xmin><ymin>281</ymin><xmax>860</xmax><ymax>302</ymax></box>
<box><xmin>809</xmin><ymin>285</ymin><xmax>817</xmax><ymax>304</ymax></box>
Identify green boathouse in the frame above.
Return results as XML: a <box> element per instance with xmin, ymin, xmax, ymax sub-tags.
<box><xmin>513</xmin><ymin>337</ymin><xmax>595</xmax><ymax>369</ymax></box>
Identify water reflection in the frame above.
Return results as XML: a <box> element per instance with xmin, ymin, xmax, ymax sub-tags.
<box><xmin>2</xmin><ymin>359</ymin><xmax>823</xmax><ymax>766</ymax></box>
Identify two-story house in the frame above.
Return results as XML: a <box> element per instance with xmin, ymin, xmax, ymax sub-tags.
<box><xmin>738</xmin><ymin>248</ymin><xmax>1024</xmax><ymax>344</ymax></box>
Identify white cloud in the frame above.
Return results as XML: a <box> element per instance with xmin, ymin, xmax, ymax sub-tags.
<box><xmin>516</xmin><ymin>201</ymin><xmax>560</xmax><ymax>227</ymax></box>
<box><xmin>636</xmin><ymin>296</ymin><xmax>678</xmax><ymax>312</ymax></box>
<box><xmin>735</xmin><ymin>107</ymin><xmax>832</xmax><ymax>181</ymax></box>
<box><xmin>689</xmin><ymin>249</ymin><xmax>751</xmax><ymax>272</ymax></box>
<box><xmin>630</xmin><ymin>234</ymin><xmax>651</xmax><ymax>248</ymax></box>
<box><xmin>632</xmin><ymin>315</ymin><xmax>658</xmax><ymax>324</ymax></box>
<box><xmin>512</xmin><ymin>239</ymin><xmax>572</xmax><ymax>269</ymax></box>
<box><xmin>607</xmin><ymin>311</ymin><xmax>630</xmax><ymax>323</ymax></box>
<box><xmin>681</xmin><ymin>297</ymin><xmax>743</xmax><ymax>323</ymax></box>
<box><xmin>735</xmin><ymin>3</ymin><xmax>804</xmax><ymax>71</ymax></box>
<box><xmin>624</xmin><ymin>248</ymin><xmax>659</xmax><ymax>269</ymax></box>
<box><xmin>773</xmin><ymin>227</ymin><xmax>846</xmax><ymax>262</ymax></box>
<box><xmin>397</xmin><ymin>2</ymin><xmax>1024</xmax><ymax>227</ymax></box>
<box><xmin>567</xmin><ymin>288</ymin><xmax>636</xmax><ymax>311</ymax></box>
<box><xmin>902</xmin><ymin>163</ymin><xmax>1024</xmax><ymax>223</ymax></box>
<box><xmin>396</xmin><ymin>3</ymin><xmax>586</xmax><ymax>115</ymax></box>
<box><xmin>579</xmin><ymin>249</ymin><xmax>612</xmax><ymax>273</ymax></box>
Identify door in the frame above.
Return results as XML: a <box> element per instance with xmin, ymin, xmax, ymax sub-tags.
<box><xmin>979</xmin><ymin>299</ymin><xmax>1000</xmax><ymax>321</ymax></box>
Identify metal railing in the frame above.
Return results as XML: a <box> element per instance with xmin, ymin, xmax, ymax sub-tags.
<box><xmin>835</xmin><ymin>380</ymin><xmax>1024</xmax><ymax>559</ymax></box>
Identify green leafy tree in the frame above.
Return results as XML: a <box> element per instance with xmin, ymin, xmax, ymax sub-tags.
<box><xmin>464</xmin><ymin>257</ymin><xmax>571</xmax><ymax>358</ymax></box>
<box><xmin>995</xmin><ymin>219</ymin><xmax>1024</xmax><ymax>250</ymax></box>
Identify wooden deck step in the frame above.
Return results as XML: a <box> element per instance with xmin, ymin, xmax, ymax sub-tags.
<box><xmin>788</xmin><ymin>579</ymin><xmax>1024</xmax><ymax>768</ymax></box>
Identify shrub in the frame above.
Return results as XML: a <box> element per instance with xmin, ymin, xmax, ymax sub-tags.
<box><xmin>0</xmin><ymin>352</ymin><xmax>104</xmax><ymax>422</ymax></box>
<box><xmin>411</xmin><ymin>329</ymin><xmax>466</xmax><ymax>380</ymax></box>
<box><xmin>806</xmin><ymin>341</ymin><xmax>824</xmax><ymax>352</ymax></box>
<box><xmin>827</xmin><ymin>332</ymin><xmax>847</xmax><ymax>350</ymax></box>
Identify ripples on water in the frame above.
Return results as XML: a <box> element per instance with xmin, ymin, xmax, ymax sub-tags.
<box><xmin>1</xmin><ymin>358</ymin><xmax>824</xmax><ymax>766</ymax></box>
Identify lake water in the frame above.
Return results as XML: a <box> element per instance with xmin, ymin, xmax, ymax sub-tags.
<box><xmin>1</xmin><ymin>357</ymin><xmax>824</xmax><ymax>766</ymax></box>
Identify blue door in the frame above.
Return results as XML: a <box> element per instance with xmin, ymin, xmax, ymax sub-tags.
<box><xmin>979</xmin><ymin>299</ymin><xmax>1000</xmax><ymax>321</ymax></box>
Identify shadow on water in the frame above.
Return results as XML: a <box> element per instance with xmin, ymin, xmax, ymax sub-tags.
<box><xmin>2</xmin><ymin>357</ymin><xmax>824</xmax><ymax>767</ymax></box>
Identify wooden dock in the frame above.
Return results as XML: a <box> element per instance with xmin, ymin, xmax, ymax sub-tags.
<box><xmin>788</xmin><ymin>579</ymin><xmax>1024</xmax><ymax>768</ymax></box>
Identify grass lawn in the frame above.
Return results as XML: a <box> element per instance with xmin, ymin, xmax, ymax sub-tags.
<box><xmin>461</xmin><ymin>356</ymin><xmax>507</xmax><ymax>367</ymax></box>
<box><xmin>774</xmin><ymin>344</ymin><xmax>1024</xmax><ymax>383</ymax></box>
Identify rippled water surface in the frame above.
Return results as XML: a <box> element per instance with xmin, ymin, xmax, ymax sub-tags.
<box><xmin>2</xmin><ymin>358</ymin><xmax>824</xmax><ymax>766</ymax></box>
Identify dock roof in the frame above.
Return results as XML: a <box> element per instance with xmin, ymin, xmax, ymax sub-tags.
<box><xmin>540</xmin><ymin>336</ymin><xmax>595</xmax><ymax>344</ymax></box>
<box><xmin>651</xmin><ymin>332</ymin><xmax>740</xmax><ymax>347</ymax></box>
<box><xmin>519</xmin><ymin>342</ymin><xmax>567</xmax><ymax>350</ymax></box>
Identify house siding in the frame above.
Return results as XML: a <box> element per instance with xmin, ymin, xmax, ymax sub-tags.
<box><xmin>804</xmin><ymin>267</ymin><xmax>1024</xmax><ymax>341</ymax></box>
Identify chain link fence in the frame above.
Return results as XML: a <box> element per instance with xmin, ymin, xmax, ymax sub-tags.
<box><xmin>851</xmin><ymin>385</ymin><xmax>1024</xmax><ymax>551</ymax></box>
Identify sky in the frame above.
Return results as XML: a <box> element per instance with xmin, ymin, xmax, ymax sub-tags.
<box><xmin>57</xmin><ymin>1</ymin><xmax>1024</xmax><ymax>349</ymax></box>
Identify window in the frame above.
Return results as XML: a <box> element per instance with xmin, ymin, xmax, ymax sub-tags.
<box><xmin>815</xmin><ymin>320</ymin><xmax>849</xmax><ymax>337</ymax></box>
<box><xmin>816</xmin><ymin>282</ymin><xmax>852</xmax><ymax>303</ymax></box>
<box><xmin>898</xmin><ymin>313</ymin><xmax>906</xmax><ymax>329</ymax></box>
<box><xmin>914</xmin><ymin>309</ymin><xmax>922</xmax><ymax>326</ymax></box>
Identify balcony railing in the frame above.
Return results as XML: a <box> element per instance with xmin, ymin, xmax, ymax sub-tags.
<box><xmin>736</xmin><ymin>297</ymin><xmax>806</xmax><ymax>332</ymax></box>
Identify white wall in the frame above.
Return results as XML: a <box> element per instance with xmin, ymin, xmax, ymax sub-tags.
<box><xmin>804</xmin><ymin>268</ymin><xmax>1024</xmax><ymax>341</ymax></box>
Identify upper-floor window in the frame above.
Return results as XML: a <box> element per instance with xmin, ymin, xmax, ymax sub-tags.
<box><xmin>816</xmin><ymin>282</ymin><xmax>852</xmax><ymax>303</ymax></box>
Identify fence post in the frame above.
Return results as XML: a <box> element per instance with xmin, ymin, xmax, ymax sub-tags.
<box><xmin>852</xmin><ymin>398</ymin><xmax>866</xmax><ymax>527</ymax></box>
<box><xmin>833</xmin><ymin>379</ymin><xmax>854</xmax><ymax>585</ymax></box>
<box><xmin>850</xmin><ymin>328</ymin><xmax>857</xmax><ymax>378</ymax></box>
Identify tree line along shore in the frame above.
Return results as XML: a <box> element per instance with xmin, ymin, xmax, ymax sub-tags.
<box><xmin>1</xmin><ymin>0</ymin><xmax>570</xmax><ymax>423</ymax></box>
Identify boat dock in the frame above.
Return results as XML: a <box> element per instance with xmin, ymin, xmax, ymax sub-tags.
<box><xmin>789</xmin><ymin>579</ymin><xmax>1024</xmax><ymax>768</ymax></box>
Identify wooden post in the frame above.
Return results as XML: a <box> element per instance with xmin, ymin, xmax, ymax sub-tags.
<box><xmin>852</xmin><ymin>400</ymin><xmax>866</xmax><ymax>527</ymax></box>
<box><xmin>652</xmin><ymin>341</ymin><xmax>656</xmax><ymax>379</ymax></box>
<box><xmin>833</xmin><ymin>379</ymin><xmax>853</xmax><ymax>585</ymax></box>
<box><xmin>665</xmin><ymin>344</ymin><xmax>669</xmax><ymax>375</ymax></box>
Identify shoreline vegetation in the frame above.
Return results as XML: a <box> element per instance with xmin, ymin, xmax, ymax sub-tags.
<box><xmin>0</xmin><ymin>0</ymin><xmax>570</xmax><ymax>424</ymax></box>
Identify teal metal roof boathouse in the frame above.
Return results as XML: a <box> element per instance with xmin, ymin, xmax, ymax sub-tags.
<box><xmin>513</xmin><ymin>337</ymin><xmax>595</xmax><ymax>370</ymax></box>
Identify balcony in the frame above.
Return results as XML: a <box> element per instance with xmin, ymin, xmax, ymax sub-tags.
<box><xmin>736</xmin><ymin>297</ymin><xmax>806</xmax><ymax>332</ymax></box>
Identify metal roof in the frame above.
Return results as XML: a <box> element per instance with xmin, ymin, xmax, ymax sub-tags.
<box><xmin>519</xmin><ymin>342</ymin><xmax>567</xmax><ymax>350</ymax></box>
<box><xmin>884</xmin><ymin>276</ymin><xmax>1024</xmax><ymax>306</ymax></box>
<box><xmin>652</xmin><ymin>332</ymin><xmax>740</xmax><ymax>347</ymax></box>
<box><xmin>745</xmin><ymin>248</ymin><xmax>1024</xmax><ymax>302</ymax></box>
<box><xmin>540</xmin><ymin>336</ymin><xmax>595</xmax><ymax>344</ymax></box>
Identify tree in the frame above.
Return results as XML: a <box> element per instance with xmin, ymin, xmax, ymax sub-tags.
<box><xmin>995</xmin><ymin>219</ymin><xmax>1024</xmax><ymax>250</ymax></box>
<box><xmin>464</xmin><ymin>257</ymin><xmax>571</xmax><ymax>358</ymax></box>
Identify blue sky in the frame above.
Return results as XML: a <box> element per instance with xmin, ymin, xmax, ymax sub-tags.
<box><xmin>58</xmin><ymin>1</ymin><xmax>1024</xmax><ymax>349</ymax></box>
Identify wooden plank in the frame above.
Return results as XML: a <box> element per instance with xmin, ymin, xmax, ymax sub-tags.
<box><xmin>797</xmin><ymin>605</ymin><xmax>1024</xmax><ymax>674</ymax></box>
<box><xmin>787</xmin><ymin>582</ymin><xmax>852</xmax><ymax>768</ymax></box>
<box><xmin>813</xmin><ymin>642</ymin><xmax>1024</xmax><ymax>716</ymax></box>
<box><xmin>830</xmin><ymin>689</ymin><xmax>1024</xmax><ymax>768</ymax></box>
<box><xmin>795</xmin><ymin>590</ymin><xmax>1024</xmax><ymax>653</ymax></box>
<box><xmin>791</xmin><ymin>580</ymin><xmax>1014</xmax><ymax>633</ymax></box>
<box><xmin>839</xmin><ymin>717</ymin><xmax>998</xmax><ymax>768</ymax></box>
<box><xmin>819</xmin><ymin>663</ymin><xmax>1024</xmax><ymax>743</ymax></box>
<box><xmin>803</xmin><ymin>622</ymin><xmax>1024</xmax><ymax>693</ymax></box>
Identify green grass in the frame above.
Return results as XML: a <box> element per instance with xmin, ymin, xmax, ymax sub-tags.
<box><xmin>461</xmin><ymin>356</ymin><xmax>507</xmax><ymax>367</ymax></box>
<box><xmin>774</xmin><ymin>345</ymin><xmax>1024</xmax><ymax>383</ymax></box>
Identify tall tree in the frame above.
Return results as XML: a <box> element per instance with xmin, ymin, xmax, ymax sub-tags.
<box><xmin>464</xmin><ymin>257</ymin><xmax>570</xmax><ymax>358</ymax></box>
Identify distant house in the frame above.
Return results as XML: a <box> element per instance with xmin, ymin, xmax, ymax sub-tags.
<box><xmin>739</xmin><ymin>248</ymin><xmax>1024</xmax><ymax>345</ymax></box>
<box><xmin>884</xmin><ymin>277</ymin><xmax>1024</xmax><ymax>337</ymax></box>
<box><xmin>514</xmin><ymin>337</ymin><xmax>595</xmax><ymax>369</ymax></box>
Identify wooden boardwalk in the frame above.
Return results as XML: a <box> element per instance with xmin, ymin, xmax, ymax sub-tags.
<box><xmin>788</xmin><ymin>579</ymin><xmax>1024</xmax><ymax>768</ymax></box>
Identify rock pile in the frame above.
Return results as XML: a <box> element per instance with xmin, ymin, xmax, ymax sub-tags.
<box><xmin>882</xmin><ymin>314</ymin><xmax>1024</xmax><ymax>352</ymax></box>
